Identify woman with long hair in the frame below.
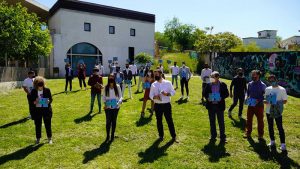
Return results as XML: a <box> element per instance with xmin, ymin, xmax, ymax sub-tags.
<box><xmin>141</xmin><ymin>70</ymin><xmax>155</xmax><ymax>118</ymax></box>
<box><xmin>103</xmin><ymin>73</ymin><xmax>123</xmax><ymax>142</ymax></box>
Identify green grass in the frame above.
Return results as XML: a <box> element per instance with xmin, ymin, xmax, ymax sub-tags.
<box><xmin>152</xmin><ymin>52</ymin><xmax>198</xmax><ymax>74</ymax></box>
<box><xmin>0</xmin><ymin>77</ymin><xmax>300</xmax><ymax>169</ymax></box>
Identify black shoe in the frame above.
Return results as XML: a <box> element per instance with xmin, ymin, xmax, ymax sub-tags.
<box><xmin>172</xmin><ymin>137</ymin><xmax>179</xmax><ymax>143</ymax></box>
<box><xmin>220</xmin><ymin>139</ymin><xmax>228</xmax><ymax>144</ymax></box>
<box><xmin>209</xmin><ymin>137</ymin><xmax>217</xmax><ymax>142</ymax></box>
<box><xmin>158</xmin><ymin>137</ymin><xmax>164</xmax><ymax>142</ymax></box>
<box><xmin>105</xmin><ymin>136</ymin><xmax>110</xmax><ymax>143</ymax></box>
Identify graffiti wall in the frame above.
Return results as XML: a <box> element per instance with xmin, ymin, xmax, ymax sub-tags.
<box><xmin>213</xmin><ymin>52</ymin><xmax>300</xmax><ymax>96</ymax></box>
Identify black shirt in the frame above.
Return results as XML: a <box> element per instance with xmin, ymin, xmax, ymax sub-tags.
<box><xmin>230</xmin><ymin>76</ymin><xmax>247</xmax><ymax>96</ymax></box>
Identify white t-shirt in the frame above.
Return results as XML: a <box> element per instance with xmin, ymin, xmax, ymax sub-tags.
<box><xmin>149</xmin><ymin>79</ymin><xmax>176</xmax><ymax>104</ymax></box>
<box><xmin>201</xmin><ymin>68</ymin><xmax>212</xmax><ymax>83</ymax></box>
<box><xmin>265</xmin><ymin>86</ymin><xmax>287</xmax><ymax>114</ymax></box>
<box><xmin>170</xmin><ymin>66</ymin><xmax>179</xmax><ymax>75</ymax></box>
<box><xmin>129</xmin><ymin>64</ymin><xmax>138</xmax><ymax>75</ymax></box>
<box><xmin>23</xmin><ymin>78</ymin><xmax>34</xmax><ymax>93</ymax></box>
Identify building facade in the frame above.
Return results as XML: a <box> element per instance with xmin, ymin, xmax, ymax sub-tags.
<box><xmin>243</xmin><ymin>30</ymin><xmax>277</xmax><ymax>49</ymax></box>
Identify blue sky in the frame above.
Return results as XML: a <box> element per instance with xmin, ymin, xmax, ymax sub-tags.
<box><xmin>36</xmin><ymin>0</ymin><xmax>300</xmax><ymax>39</ymax></box>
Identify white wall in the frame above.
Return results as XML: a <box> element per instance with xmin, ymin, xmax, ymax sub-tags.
<box><xmin>243</xmin><ymin>38</ymin><xmax>276</xmax><ymax>49</ymax></box>
<box><xmin>48</xmin><ymin>8</ymin><xmax>155</xmax><ymax>77</ymax></box>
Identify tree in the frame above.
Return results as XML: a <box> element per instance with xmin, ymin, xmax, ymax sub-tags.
<box><xmin>230</xmin><ymin>42</ymin><xmax>261</xmax><ymax>52</ymax></box>
<box><xmin>164</xmin><ymin>17</ymin><xmax>196</xmax><ymax>51</ymax></box>
<box><xmin>134</xmin><ymin>53</ymin><xmax>153</xmax><ymax>65</ymax></box>
<box><xmin>0</xmin><ymin>2</ymin><xmax>52</xmax><ymax>64</ymax></box>
<box><xmin>155</xmin><ymin>32</ymin><xmax>172</xmax><ymax>50</ymax></box>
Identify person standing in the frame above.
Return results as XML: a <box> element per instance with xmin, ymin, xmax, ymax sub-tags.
<box><xmin>169</xmin><ymin>62</ymin><xmax>179</xmax><ymax>89</ymax></box>
<box><xmin>228</xmin><ymin>68</ymin><xmax>247</xmax><ymax>118</ymax></box>
<box><xmin>264</xmin><ymin>75</ymin><xmax>288</xmax><ymax>153</ymax></box>
<box><xmin>114</xmin><ymin>66</ymin><xmax>124</xmax><ymax>91</ymax></box>
<box><xmin>159</xmin><ymin>63</ymin><xmax>164</xmax><ymax>74</ymax></box>
<box><xmin>96</xmin><ymin>62</ymin><xmax>104</xmax><ymax>76</ymax></box>
<box><xmin>88</xmin><ymin>68</ymin><xmax>103</xmax><ymax>113</ymax></box>
<box><xmin>30</xmin><ymin>76</ymin><xmax>53</xmax><ymax>144</ymax></box>
<box><xmin>149</xmin><ymin>69</ymin><xmax>177</xmax><ymax>142</ymax></box>
<box><xmin>141</xmin><ymin>70</ymin><xmax>155</xmax><ymax>118</ymax></box>
<box><xmin>201</xmin><ymin>63</ymin><xmax>212</xmax><ymax>104</ymax></box>
<box><xmin>23</xmin><ymin>71</ymin><xmax>35</xmax><ymax>119</ymax></box>
<box><xmin>77</xmin><ymin>63</ymin><xmax>87</xmax><ymax>90</ymax></box>
<box><xmin>179</xmin><ymin>62</ymin><xmax>192</xmax><ymax>100</ymax></box>
<box><xmin>65</xmin><ymin>63</ymin><xmax>73</xmax><ymax>92</ymax></box>
<box><xmin>103</xmin><ymin>73</ymin><xmax>123</xmax><ymax>142</ymax></box>
<box><xmin>244</xmin><ymin>70</ymin><xmax>267</xmax><ymax>140</ymax></box>
<box><xmin>136</xmin><ymin>66</ymin><xmax>145</xmax><ymax>93</ymax></box>
<box><xmin>204</xmin><ymin>71</ymin><xmax>229</xmax><ymax>143</ymax></box>
<box><xmin>122</xmin><ymin>63</ymin><xmax>133</xmax><ymax>99</ymax></box>
<box><xmin>129</xmin><ymin>63</ymin><xmax>138</xmax><ymax>85</ymax></box>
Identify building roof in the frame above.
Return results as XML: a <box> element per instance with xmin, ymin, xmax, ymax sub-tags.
<box><xmin>6</xmin><ymin>0</ymin><xmax>49</xmax><ymax>22</ymax></box>
<box><xmin>49</xmin><ymin>0</ymin><xmax>155</xmax><ymax>23</ymax></box>
<box><xmin>257</xmin><ymin>30</ymin><xmax>277</xmax><ymax>33</ymax></box>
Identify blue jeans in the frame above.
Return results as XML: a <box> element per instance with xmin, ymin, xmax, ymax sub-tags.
<box><xmin>172</xmin><ymin>75</ymin><xmax>178</xmax><ymax>88</ymax></box>
<box><xmin>90</xmin><ymin>93</ymin><xmax>101</xmax><ymax>112</ymax></box>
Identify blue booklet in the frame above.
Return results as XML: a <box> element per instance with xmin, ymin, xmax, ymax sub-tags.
<box><xmin>37</xmin><ymin>98</ymin><xmax>48</xmax><ymax>107</ymax></box>
<box><xmin>209</xmin><ymin>93</ymin><xmax>221</xmax><ymax>102</ymax></box>
<box><xmin>266</xmin><ymin>94</ymin><xmax>277</xmax><ymax>105</ymax></box>
<box><xmin>116</xmin><ymin>77</ymin><xmax>123</xmax><ymax>84</ymax></box>
<box><xmin>167</xmin><ymin>60</ymin><xmax>172</xmax><ymax>64</ymax></box>
<box><xmin>108</xmin><ymin>60</ymin><xmax>112</xmax><ymax>64</ymax></box>
<box><xmin>106</xmin><ymin>99</ymin><xmax>118</xmax><ymax>109</ymax></box>
<box><xmin>245</xmin><ymin>98</ymin><xmax>257</xmax><ymax>106</ymax></box>
<box><xmin>159</xmin><ymin>59</ymin><xmax>163</xmax><ymax>63</ymax></box>
<box><xmin>143</xmin><ymin>82</ymin><xmax>151</xmax><ymax>89</ymax></box>
<box><xmin>181</xmin><ymin>71</ymin><xmax>187</xmax><ymax>78</ymax></box>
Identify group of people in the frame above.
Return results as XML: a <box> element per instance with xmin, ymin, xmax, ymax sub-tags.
<box><xmin>22</xmin><ymin>61</ymin><xmax>289</xmax><ymax>154</ymax></box>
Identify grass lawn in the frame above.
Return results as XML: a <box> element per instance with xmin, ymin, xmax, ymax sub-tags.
<box><xmin>0</xmin><ymin>77</ymin><xmax>300</xmax><ymax>169</ymax></box>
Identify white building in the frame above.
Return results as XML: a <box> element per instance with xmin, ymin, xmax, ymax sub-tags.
<box><xmin>282</xmin><ymin>36</ymin><xmax>300</xmax><ymax>50</ymax></box>
<box><xmin>243</xmin><ymin>30</ymin><xmax>277</xmax><ymax>49</ymax></box>
<box><xmin>8</xmin><ymin>0</ymin><xmax>155</xmax><ymax>77</ymax></box>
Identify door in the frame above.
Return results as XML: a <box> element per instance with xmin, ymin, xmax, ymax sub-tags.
<box><xmin>128</xmin><ymin>47</ymin><xmax>135</xmax><ymax>63</ymax></box>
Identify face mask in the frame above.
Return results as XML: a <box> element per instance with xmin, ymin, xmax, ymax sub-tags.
<box><xmin>108</xmin><ymin>78</ymin><xmax>114</xmax><ymax>83</ymax></box>
<box><xmin>210</xmin><ymin>78</ymin><xmax>216</xmax><ymax>83</ymax></box>
<box><xmin>271</xmin><ymin>81</ymin><xmax>278</xmax><ymax>87</ymax></box>
<box><xmin>155</xmin><ymin>76</ymin><xmax>161</xmax><ymax>81</ymax></box>
<box><xmin>37</xmin><ymin>82</ymin><xmax>44</xmax><ymax>87</ymax></box>
<box><xmin>252</xmin><ymin>77</ymin><xmax>258</xmax><ymax>81</ymax></box>
<box><xmin>238</xmin><ymin>72</ymin><xmax>243</xmax><ymax>76</ymax></box>
<box><xmin>126</xmin><ymin>66</ymin><xmax>129</xmax><ymax>69</ymax></box>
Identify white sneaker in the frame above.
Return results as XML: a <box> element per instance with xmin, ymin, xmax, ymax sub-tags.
<box><xmin>27</xmin><ymin>115</ymin><xmax>31</xmax><ymax>119</ymax></box>
<box><xmin>180</xmin><ymin>96</ymin><xmax>184</xmax><ymax>99</ymax></box>
<box><xmin>268</xmin><ymin>140</ymin><xmax>276</xmax><ymax>147</ymax></box>
<box><xmin>186</xmin><ymin>96</ymin><xmax>189</xmax><ymax>100</ymax></box>
<box><xmin>48</xmin><ymin>138</ymin><xmax>53</xmax><ymax>144</ymax></box>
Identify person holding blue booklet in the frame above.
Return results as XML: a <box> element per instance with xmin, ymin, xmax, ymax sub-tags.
<box><xmin>136</xmin><ymin>66</ymin><xmax>145</xmax><ymax>93</ymax></box>
<box><xmin>244</xmin><ymin>70</ymin><xmax>266</xmax><ymax>140</ymax></box>
<box><xmin>264</xmin><ymin>75</ymin><xmax>288</xmax><ymax>153</ymax></box>
<box><xmin>141</xmin><ymin>70</ymin><xmax>154</xmax><ymax>117</ymax></box>
<box><xmin>88</xmin><ymin>67</ymin><xmax>103</xmax><ymax>113</ymax></box>
<box><xmin>179</xmin><ymin>62</ymin><xmax>192</xmax><ymax>100</ymax></box>
<box><xmin>122</xmin><ymin>63</ymin><xmax>133</xmax><ymax>99</ymax></box>
<box><xmin>103</xmin><ymin>74</ymin><xmax>123</xmax><ymax>142</ymax></box>
<box><xmin>204</xmin><ymin>71</ymin><xmax>229</xmax><ymax>143</ymax></box>
<box><xmin>114</xmin><ymin>66</ymin><xmax>124</xmax><ymax>91</ymax></box>
<box><xmin>30</xmin><ymin>76</ymin><xmax>53</xmax><ymax>144</ymax></box>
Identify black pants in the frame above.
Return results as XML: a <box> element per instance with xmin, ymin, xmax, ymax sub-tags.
<box><xmin>267</xmin><ymin>114</ymin><xmax>285</xmax><ymax>143</ymax></box>
<box><xmin>34</xmin><ymin>110</ymin><xmax>52</xmax><ymax>139</ymax></box>
<box><xmin>180</xmin><ymin>78</ymin><xmax>189</xmax><ymax>96</ymax></box>
<box><xmin>208</xmin><ymin>107</ymin><xmax>226</xmax><ymax>140</ymax></box>
<box><xmin>27</xmin><ymin>95</ymin><xmax>35</xmax><ymax>117</ymax></box>
<box><xmin>202</xmin><ymin>83</ymin><xmax>208</xmax><ymax>100</ymax></box>
<box><xmin>154</xmin><ymin>103</ymin><xmax>176</xmax><ymax>138</ymax></box>
<box><xmin>79</xmin><ymin>78</ymin><xmax>86</xmax><ymax>88</ymax></box>
<box><xmin>229</xmin><ymin>94</ymin><xmax>245</xmax><ymax>116</ymax></box>
<box><xmin>65</xmin><ymin>77</ymin><xmax>72</xmax><ymax>91</ymax></box>
<box><xmin>105</xmin><ymin>109</ymin><xmax>119</xmax><ymax>138</ymax></box>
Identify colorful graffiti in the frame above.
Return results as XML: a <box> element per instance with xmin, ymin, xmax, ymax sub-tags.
<box><xmin>213</xmin><ymin>52</ymin><xmax>300</xmax><ymax>96</ymax></box>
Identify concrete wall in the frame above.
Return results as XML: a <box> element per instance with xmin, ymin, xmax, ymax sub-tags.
<box><xmin>0</xmin><ymin>67</ymin><xmax>50</xmax><ymax>82</ymax></box>
<box><xmin>48</xmin><ymin>9</ymin><xmax>155</xmax><ymax>77</ymax></box>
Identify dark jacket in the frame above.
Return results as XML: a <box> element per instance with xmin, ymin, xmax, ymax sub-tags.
<box><xmin>88</xmin><ymin>74</ymin><xmax>103</xmax><ymax>94</ymax></box>
<box><xmin>77</xmin><ymin>65</ymin><xmax>86</xmax><ymax>79</ymax></box>
<box><xmin>114</xmin><ymin>72</ymin><xmax>124</xmax><ymax>84</ymax></box>
<box><xmin>230</xmin><ymin>75</ymin><xmax>247</xmax><ymax>96</ymax></box>
<box><xmin>204</xmin><ymin>81</ymin><xmax>229</xmax><ymax>111</ymax></box>
<box><xmin>123</xmin><ymin>69</ymin><xmax>133</xmax><ymax>80</ymax></box>
<box><xmin>30</xmin><ymin>88</ymin><xmax>53</xmax><ymax>118</ymax></box>
<box><xmin>65</xmin><ymin>66</ymin><xmax>74</xmax><ymax>79</ymax></box>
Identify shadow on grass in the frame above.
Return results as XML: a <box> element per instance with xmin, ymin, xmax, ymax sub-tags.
<box><xmin>138</xmin><ymin>139</ymin><xmax>174</xmax><ymax>164</ymax></box>
<box><xmin>0</xmin><ymin>144</ymin><xmax>44</xmax><ymax>165</ymax></box>
<box><xmin>201</xmin><ymin>140</ymin><xmax>230</xmax><ymax>162</ymax></box>
<box><xmin>136</xmin><ymin>114</ymin><xmax>153</xmax><ymax>127</ymax></box>
<box><xmin>230</xmin><ymin>117</ymin><xmax>246</xmax><ymax>132</ymax></box>
<box><xmin>247</xmin><ymin>137</ymin><xmax>300</xmax><ymax>169</ymax></box>
<box><xmin>74</xmin><ymin>111</ymin><xmax>100</xmax><ymax>124</ymax></box>
<box><xmin>175</xmin><ymin>98</ymin><xmax>188</xmax><ymax>105</ymax></box>
<box><xmin>134</xmin><ymin>91</ymin><xmax>144</xmax><ymax>94</ymax></box>
<box><xmin>82</xmin><ymin>141</ymin><xmax>112</xmax><ymax>164</ymax></box>
<box><xmin>0</xmin><ymin>117</ymin><xmax>29</xmax><ymax>129</ymax></box>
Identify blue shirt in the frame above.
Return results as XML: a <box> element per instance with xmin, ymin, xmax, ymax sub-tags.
<box><xmin>247</xmin><ymin>80</ymin><xmax>266</xmax><ymax>105</ymax></box>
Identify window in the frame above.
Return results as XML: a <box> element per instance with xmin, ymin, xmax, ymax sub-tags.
<box><xmin>109</xmin><ymin>26</ymin><xmax>115</xmax><ymax>34</ymax></box>
<box><xmin>130</xmin><ymin>28</ymin><xmax>136</xmax><ymax>36</ymax></box>
<box><xmin>84</xmin><ymin>23</ymin><xmax>91</xmax><ymax>32</ymax></box>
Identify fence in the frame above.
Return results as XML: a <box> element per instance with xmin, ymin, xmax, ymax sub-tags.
<box><xmin>213</xmin><ymin>52</ymin><xmax>300</xmax><ymax>97</ymax></box>
<box><xmin>0</xmin><ymin>67</ymin><xmax>50</xmax><ymax>82</ymax></box>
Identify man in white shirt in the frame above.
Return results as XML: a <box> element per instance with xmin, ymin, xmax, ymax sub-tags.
<box><xmin>149</xmin><ymin>69</ymin><xmax>178</xmax><ymax>142</ymax></box>
<box><xmin>129</xmin><ymin>63</ymin><xmax>138</xmax><ymax>85</ymax></box>
<box><xmin>169</xmin><ymin>62</ymin><xmax>179</xmax><ymax>89</ymax></box>
<box><xmin>96</xmin><ymin>62</ymin><xmax>104</xmax><ymax>76</ymax></box>
<box><xmin>264</xmin><ymin>75</ymin><xmax>288</xmax><ymax>153</ymax></box>
<box><xmin>179</xmin><ymin>62</ymin><xmax>192</xmax><ymax>100</ymax></box>
<box><xmin>201</xmin><ymin>63</ymin><xmax>212</xmax><ymax>103</ymax></box>
<box><xmin>22</xmin><ymin>71</ymin><xmax>35</xmax><ymax>119</ymax></box>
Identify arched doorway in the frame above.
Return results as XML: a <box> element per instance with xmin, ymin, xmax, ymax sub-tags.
<box><xmin>66</xmin><ymin>42</ymin><xmax>102</xmax><ymax>76</ymax></box>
